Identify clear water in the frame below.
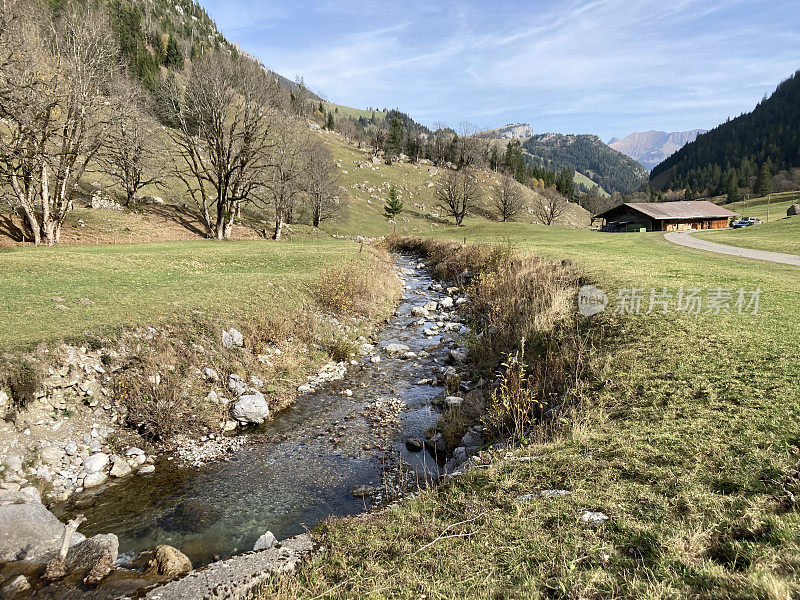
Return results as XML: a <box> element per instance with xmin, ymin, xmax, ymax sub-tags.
<box><xmin>53</xmin><ymin>255</ymin><xmax>460</xmax><ymax>567</ymax></box>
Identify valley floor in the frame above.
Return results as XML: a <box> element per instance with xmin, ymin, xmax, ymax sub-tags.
<box><xmin>1</xmin><ymin>212</ymin><xmax>799</xmax><ymax>599</ymax></box>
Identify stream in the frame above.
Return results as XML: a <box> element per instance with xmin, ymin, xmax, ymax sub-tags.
<box><xmin>52</xmin><ymin>254</ymin><xmax>465</xmax><ymax>570</ymax></box>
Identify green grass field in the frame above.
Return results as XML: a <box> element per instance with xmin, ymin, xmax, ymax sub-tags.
<box><xmin>322</xmin><ymin>102</ymin><xmax>387</xmax><ymax>122</ymax></box>
<box><xmin>0</xmin><ymin>239</ymin><xmax>370</xmax><ymax>349</ymax></box>
<box><xmin>693</xmin><ymin>216</ymin><xmax>800</xmax><ymax>255</ymax></box>
<box><xmin>712</xmin><ymin>191</ymin><xmax>800</xmax><ymax>222</ymax></box>
<box><xmin>261</xmin><ymin>222</ymin><xmax>800</xmax><ymax>598</ymax></box>
<box><xmin>574</xmin><ymin>170</ymin><xmax>609</xmax><ymax>197</ymax></box>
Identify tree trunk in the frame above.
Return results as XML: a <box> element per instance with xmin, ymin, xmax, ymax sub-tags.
<box><xmin>40</xmin><ymin>218</ymin><xmax>58</xmax><ymax>246</ymax></box>
<box><xmin>273</xmin><ymin>216</ymin><xmax>284</xmax><ymax>240</ymax></box>
<box><xmin>214</xmin><ymin>219</ymin><xmax>226</xmax><ymax>240</ymax></box>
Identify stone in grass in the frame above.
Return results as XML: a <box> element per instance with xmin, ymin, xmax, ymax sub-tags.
<box><xmin>516</xmin><ymin>490</ymin><xmax>572</xmax><ymax>502</ymax></box>
<box><xmin>253</xmin><ymin>531</ymin><xmax>276</xmax><ymax>551</ymax></box>
<box><xmin>580</xmin><ymin>511</ymin><xmax>609</xmax><ymax>527</ymax></box>
<box><xmin>221</xmin><ymin>328</ymin><xmax>244</xmax><ymax>349</ymax></box>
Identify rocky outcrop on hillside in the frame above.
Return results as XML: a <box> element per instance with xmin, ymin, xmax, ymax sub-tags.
<box><xmin>478</xmin><ymin>123</ymin><xmax>534</xmax><ymax>139</ymax></box>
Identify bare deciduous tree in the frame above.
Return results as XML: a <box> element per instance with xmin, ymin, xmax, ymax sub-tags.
<box><xmin>436</xmin><ymin>168</ymin><xmax>480</xmax><ymax>227</ymax></box>
<box><xmin>494</xmin><ymin>174</ymin><xmax>524</xmax><ymax>222</ymax></box>
<box><xmin>303</xmin><ymin>139</ymin><xmax>340</xmax><ymax>228</ymax></box>
<box><xmin>532</xmin><ymin>189</ymin><xmax>567</xmax><ymax>225</ymax></box>
<box><xmin>99</xmin><ymin>75</ymin><xmax>165</xmax><ymax>206</ymax></box>
<box><xmin>0</xmin><ymin>2</ymin><xmax>115</xmax><ymax>245</ymax></box>
<box><xmin>260</xmin><ymin>119</ymin><xmax>308</xmax><ymax>240</ymax></box>
<box><xmin>167</xmin><ymin>53</ymin><xmax>279</xmax><ymax>239</ymax></box>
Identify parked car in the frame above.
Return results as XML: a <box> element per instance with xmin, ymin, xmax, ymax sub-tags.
<box><xmin>732</xmin><ymin>217</ymin><xmax>761</xmax><ymax>228</ymax></box>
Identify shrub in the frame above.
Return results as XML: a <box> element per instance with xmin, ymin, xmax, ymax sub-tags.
<box><xmin>1</xmin><ymin>359</ymin><xmax>42</xmax><ymax>411</ymax></box>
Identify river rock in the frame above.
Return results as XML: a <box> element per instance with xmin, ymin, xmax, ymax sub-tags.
<box><xmin>439</xmin><ymin>297</ymin><xmax>454</xmax><ymax>309</ymax></box>
<box><xmin>350</xmin><ymin>484</ymin><xmax>379</xmax><ymax>498</ymax></box>
<box><xmin>405</xmin><ymin>438</ymin><xmax>423</xmax><ymax>452</ymax></box>
<box><xmin>83</xmin><ymin>472</ymin><xmax>108</xmax><ymax>488</ymax></box>
<box><xmin>145</xmin><ymin>544</ymin><xmax>193</xmax><ymax>577</ymax></box>
<box><xmin>139</xmin><ymin>465</ymin><xmax>156</xmax><ymax>474</ymax></box>
<box><xmin>448</xmin><ymin>349</ymin><xmax>467</xmax><ymax>365</ymax></box>
<box><xmin>384</xmin><ymin>343</ymin><xmax>410</xmax><ymax>356</ymax></box>
<box><xmin>0</xmin><ymin>502</ymin><xmax>84</xmax><ymax>562</ymax></box>
<box><xmin>445</xmin><ymin>396</ymin><xmax>463</xmax><ymax>409</ymax></box>
<box><xmin>3</xmin><ymin>453</ymin><xmax>23</xmax><ymax>473</ymax></box>
<box><xmin>253</xmin><ymin>531</ymin><xmax>276</xmax><ymax>551</ymax></box>
<box><xmin>221</xmin><ymin>328</ymin><xmax>244</xmax><ymax>349</ymax></box>
<box><xmin>64</xmin><ymin>534</ymin><xmax>118</xmax><ymax>585</ymax></box>
<box><xmin>424</xmin><ymin>432</ymin><xmax>446</xmax><ymax>454</ymax></box>
<box><xmin>231</xmin><ymin>392</ymin><xmax>270</xmax><ymax>424</ymax></box>
<box><xmin>423</xmin><ymin>301</ymin><xmax>438</xmax><ymax>312</ymax></box>
<box><xmin>410</xmin><ymin>306</ymin><xmax>429</xmax><ymax>317</ymax></box>
<box><xmin>41</xmin><ymin>446</ymin><xmax>65</xmax><ymax>466</ymax></box>
<box><xmin>0</xmin><ymin>487</ymin><xmax>41</xmax><ymax>506</ymax></box>
<box><xmin>2</xmin><ymin>574</ymin><xmax>30</xmax><ymax>594</ymax></box>
<box><xmin>460</xmin><ymin>425</ymin><xmax>485</xmax><ymax>449</ymax></box>
<box><xmin>82</xmin><ymin>453</ymin><xmax>109</xmax><ymax>474</ymax></box>
<box><xmin>125</xmin><ymin>446</ymin><xmax>145</xmax><ymax>457</ymax></box>
<box><xmin>109</xmin><ymin>455</ymin><xmax>132</xmax><ymax>478</ymax></box>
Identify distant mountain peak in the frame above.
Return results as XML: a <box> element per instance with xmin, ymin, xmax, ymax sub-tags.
<box><xmin>478</xmin><ymin>123</ymin><xmax>534</xmax><ymax>139</ymax></box>
<box><xmin>609</xmin><ymin>130</ymin><xmax>707</xmax><ymax>171</ymax></box>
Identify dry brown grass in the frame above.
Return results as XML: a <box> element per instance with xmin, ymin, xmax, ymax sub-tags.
<box><xmin>313</xmin><ymin>246</ymin><xmax>401</xmax><ymax>318</ymax></box>
<box><xmin>388</xmin><ymin>236</ymin><xmax>603</xmax><ymax>443</ymax></box>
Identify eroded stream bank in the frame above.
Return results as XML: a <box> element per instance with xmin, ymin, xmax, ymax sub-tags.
<box><xmin>47</xmin><ymin>254</ymin><xmax>471</xmax><ymax>576</ymax></box>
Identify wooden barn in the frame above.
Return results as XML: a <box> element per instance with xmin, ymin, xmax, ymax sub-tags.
<box><xmin>594</xmin><ymin>201</ymin><xmax>738</xmax><ymax>232</ymax></box>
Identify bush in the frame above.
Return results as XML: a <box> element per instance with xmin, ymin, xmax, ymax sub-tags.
<box><xmin>1</xmin><ymin>359</ymin><xmax>42</xmax><ymax>411</ymax></box>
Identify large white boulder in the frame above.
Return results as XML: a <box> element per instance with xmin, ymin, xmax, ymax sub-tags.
<box><xmin>231</xmin><ymin>393</ymin><xmax>270</xmax><ymax>424</ymax></box>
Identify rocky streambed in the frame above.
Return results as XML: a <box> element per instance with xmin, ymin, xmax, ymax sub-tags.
<box><xmin>1</xmin><ymin>254</ymin><xmax>481</xmax><ymax>598</ymax></box>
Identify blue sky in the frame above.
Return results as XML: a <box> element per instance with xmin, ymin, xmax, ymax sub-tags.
<box><xmin>202</xmin><ymin>0</ymin><xmax>800</xmax><ymax>140</ymax></box>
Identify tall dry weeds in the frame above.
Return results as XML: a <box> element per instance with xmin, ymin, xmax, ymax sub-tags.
<box><xmin>388</xmin><ymin>236</ymin><xmax>604</xmax><ymax>442</ymax></box>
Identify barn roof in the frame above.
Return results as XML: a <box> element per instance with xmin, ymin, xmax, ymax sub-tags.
<box><xmin>595</xmin><ymin>201</ymin><xmax>738</xmax><ymax>221</ymax></box>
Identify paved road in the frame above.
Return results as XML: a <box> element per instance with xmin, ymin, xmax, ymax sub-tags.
<box><xmin>664</xmin><ymin>231</ymin><xmax>800</xmax><ymax>267</ymax></box>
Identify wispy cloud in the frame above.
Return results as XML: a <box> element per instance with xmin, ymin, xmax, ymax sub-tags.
<box><xmin>203</xmin><ymin>0</ymin><xmax>800</xmax><ymax>139</ymax></box>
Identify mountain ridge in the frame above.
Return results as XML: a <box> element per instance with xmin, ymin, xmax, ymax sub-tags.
<box><xmin>609</xmin><ymin>130</ymin><xmax>707</xmax><ymax>171</ymax></box>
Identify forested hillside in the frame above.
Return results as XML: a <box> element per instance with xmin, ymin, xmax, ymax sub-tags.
<box><xmin>650</xmin><ymin>70</ymin><xmax>800</xmax><ymax>195</ymax></box>
<box><xmin>522</xmin><ymin>133</ymin><xmax>648</xmax><ymax>194</ymax></box>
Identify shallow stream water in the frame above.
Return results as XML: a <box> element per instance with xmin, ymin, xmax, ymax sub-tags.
<box><xmin>52</xmin><ymin>254</ymin><xmax>464</xmax><ymax>569</ymax></box>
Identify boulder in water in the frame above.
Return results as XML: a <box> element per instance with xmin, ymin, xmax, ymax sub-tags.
<box><xmin>145</xmin><ymin>545</ymin><xmax>193</xmax><ymax>578</ymax></box>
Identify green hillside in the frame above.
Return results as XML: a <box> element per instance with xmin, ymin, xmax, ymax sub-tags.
<box><xmin>522</xmin><ymin>133</ymin><xmax>648</xmax><ymax>194</ymax></box>
<box><xmin>651</xmin><ymin>70</ymin><xmax>800</xmax><ymax>194</ymax></box>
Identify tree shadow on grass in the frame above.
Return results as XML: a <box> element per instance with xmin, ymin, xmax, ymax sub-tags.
<box><xmin>0</xmin><ymin>214</ymin><xmax>27</xmax><ymax>243</ymax></box>
<box><xmin>145</xmin><ymin>205</ymin><xmax>210</xmax><ymax>238</ymax></box>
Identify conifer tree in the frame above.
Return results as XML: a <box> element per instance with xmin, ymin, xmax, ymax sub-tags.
<box><xmin>326</xmin><ymin>111</ymin><xmax>335</xmax><ymax>130</ymax></box>
<box><xmin>754</xmin><ymin>162</ymin><xmax>774</xmax><ymax>196</ymax></box>
<box><xmin>384</xmin><ymin>186</ymin><xmax>404</xmax><ymax>224</ymax></box>
<box><xmin>165</xmin><ymin>35</ymin><xmax>184</xmax><ymax>70</ymax></box>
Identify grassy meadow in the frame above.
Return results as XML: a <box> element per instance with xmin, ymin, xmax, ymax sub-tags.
<box><xmin>260</xmin><ymin>222</ymin><xmax>800</xmax><ymax>598</ymax></box>
<box><xmin>0</xmin><ymin>238</ymin><xmax>377</xmax><ymax>349</ymax></box>
<box><xmin>693</xmin><ymin>216</ymin><xmax>800</xmax><ymax>255</ymax></box>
